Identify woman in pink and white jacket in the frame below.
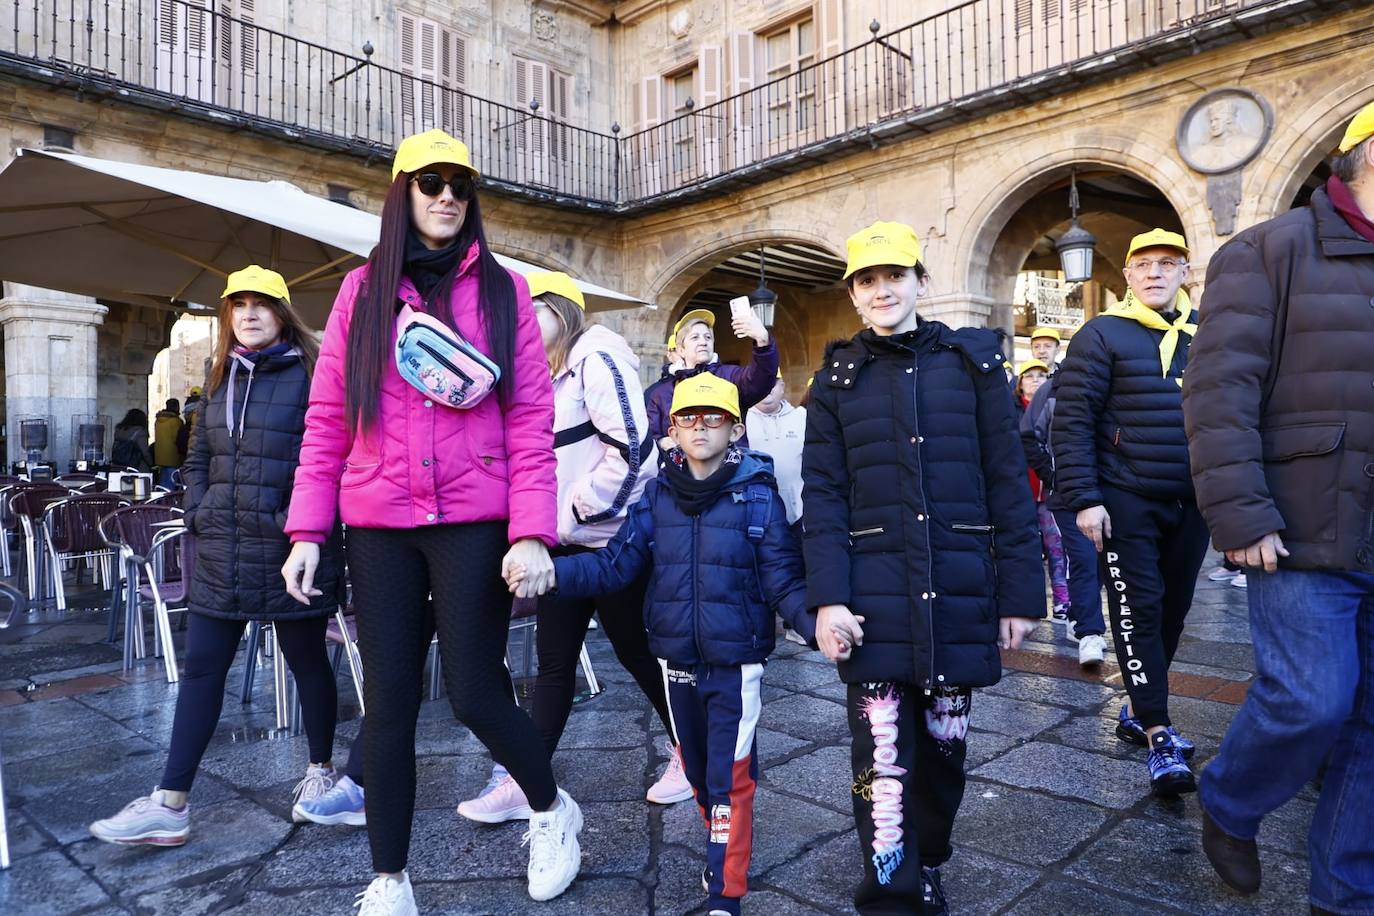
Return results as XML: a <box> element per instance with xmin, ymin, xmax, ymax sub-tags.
<box><xmin>280</xmin><ymin>131</ymin><xmax>581</xmax><ymax>915</ymax></box>
<box><xmin>456</xmin><ymin>271</ymin><xmax>691</xmax><ymax>827</ymax></box>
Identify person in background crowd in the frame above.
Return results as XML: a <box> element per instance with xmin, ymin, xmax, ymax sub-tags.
<box><xmin>1183</xmin><ymin>101</ymin><xmax>1374</xmax><ymax>912</ymax></box>
<box><xmin>176</xmin><ymin>386</ymin><xmax>204</xmax><ymax>458</ymax></box>
<box><xmin>747</xmin><ymin>370</ymin><xmax>810</xmax><ymax>646</ymax></box>
<box><xmin>152</xmin><ymin>398</ymin><xmax>186</xmax><ymax>487</ymax></box>
<box><xmin>89</xmin><ymin>266</ymin><xmax>343</xmax><ymax>848</ymax></box>
<box><xmin>1020</xmin><ymin>354</ymin><xmax>1110</xmax><ymax>668</ymax></box>
<box><xmin>1053</xmin><ymin>228</ymin><xmax>1207</xmax><ymax>796</ymax></box>
<box><xmin>1016</xmin><ymin>360</ymin><xmax>1072</xmax><ymax>625</ymax></box>
<box><xmin>804</xmin><ymin>221</ymin><xmax>1043</xmax><ymax>915</ymax></box>
<box><xmin>1029</xmin><ymin>326</ymin><xmax>1062</xmax><ymax>370</ymax></box>
<box><xmin>522</xmin><ymin>374</ymin><xmax>816</xmax><ymax>916</ymax></box>
<box><xmin>280</xmin><ymin>130</ymin><xmax>582</xmax><ymax>914</ymax></box>
<box><xmin>457</xmin><ymin>269</ymin><xmax>692</xmax><ymax>823</ymax></box>
<box><xmin>1206</xmin><ymin>557</ymin><xmax>1247</xmax><ymax>589</ymax></box>
<box><xmin>111</xmin><ymin>408</ymin><xmax>153</xmax><ymax>471</ymax></box>
<box><xmin>646</xmin><ymin>308</ymin><xmax>779</xmax><ymax>452</ymax></box>
<box><xmin>643</xmin><ymin>330</ymin><xmax>682</xmax><ymax>416</ymax></box>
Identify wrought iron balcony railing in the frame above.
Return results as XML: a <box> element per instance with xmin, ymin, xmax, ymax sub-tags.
<box><xmin>0</xmin><ymin>0</ymin><xmax>1342</xmax><ymax>211</ymax></box>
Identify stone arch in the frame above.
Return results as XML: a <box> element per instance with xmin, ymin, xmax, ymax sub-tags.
<box><xmin>953</xmin><ymin>141</ymin><xmax>1210</xmax><ymax>305</ymax></box>
<box><xmin>1251</xmin><ymin>84</ymin><xmax>1374</xmax><ymax>220</ymax></box>
<box><xmin>646</xmin><ymin>227</ymin><xmax>843</xmax><ymax>318</ymax></box>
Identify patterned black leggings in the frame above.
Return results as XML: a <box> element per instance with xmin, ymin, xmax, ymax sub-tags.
<box><xmin>349</xmin><ymin>522</ymin><xmax>558</xmax><ymax>873</ymax></box>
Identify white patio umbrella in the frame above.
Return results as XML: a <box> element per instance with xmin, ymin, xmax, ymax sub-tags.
<box><xmin>0</xmin><ymin>148</ymin><xmax>649</xmax><ymax>326</ymax></box>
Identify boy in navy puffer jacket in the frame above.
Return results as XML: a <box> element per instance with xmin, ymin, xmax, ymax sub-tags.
<box><xmin>520</xmin><ymin>374</ymin><xmax>816</xmax><ymax>916</ymax></box>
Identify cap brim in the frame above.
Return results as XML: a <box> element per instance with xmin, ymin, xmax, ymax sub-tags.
<box><xmin>843</xmin><ymin>253</ymin><xmax>919</xmax><ymax>280</ymax></box>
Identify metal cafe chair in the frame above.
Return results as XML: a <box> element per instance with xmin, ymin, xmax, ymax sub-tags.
<box><xmin>0</xmin><ymin>579</ymin><xmax>26</xmax><ymax>870</ymax></box>
<box><xmin>41</xmin><ymin>492</ymin><xmax>128</xmax><ymax>611</ymax></box>
<box><xmin>98</xmin><ymin>504</ymin><xmax>182</xmax><ymax>670</ymax></box>
<box><xmin>7</xmin><ymin>484</ymin><xmax>72</xmax><ymax>603</ymax></box>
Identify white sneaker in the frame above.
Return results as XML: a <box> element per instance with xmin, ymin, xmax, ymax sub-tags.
<box><xmin>524</xmin><ymin>788</ymin><xmax>583</xmax><ymax>901</ymax></box>
<box><xmin>355</xmin><ymin>872</ymin><xmax>418</xmax><ymax>916</ymax></box>
<box><xmin>1078</xmin><ymin>634</ymin><xmax>1107</xmax><ymax>667</ymax></box>
<box><xmin>1231</xmin><ymin>573</ymin><xmax>1248</xmax><ymax>589</ymax></box>
<box><xmin>1207</xmin><ymin>565</ymin><xmax>1241</xmax><ymax>582</ymax></box>
<box><xmin>646</xmin><ymin>742</ymin><xmax>694</xmax><ymax>805</ymax></box>
<box><xmin>456</xmin><ymin>772</ymin><xmax>533</xmax><ymax>824</ymax></box>
<box><xmin>290</xmin><ymin>763</ymin><xmax>337</xmax><ymax>822</ymax></box>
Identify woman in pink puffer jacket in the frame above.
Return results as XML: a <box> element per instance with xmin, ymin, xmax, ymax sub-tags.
<box><xmin>280</xmin><ymin>131</ymin><xmax>582</xmax><ymax>914</ymax></box>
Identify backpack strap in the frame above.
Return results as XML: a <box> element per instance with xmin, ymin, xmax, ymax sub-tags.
<box><xmin>733</xmin><ymin>482</ymin><xmax>773</xmax><ymax>543</ymax></box>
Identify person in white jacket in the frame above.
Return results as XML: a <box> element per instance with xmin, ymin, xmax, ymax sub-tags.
<box><xmin>457</xmin><ymin>271</ymin><xmax>692</xmax><ymax>823</ymax></box>
<box><xmin>746</xmin><ymin>374</ymin><xmax>806</xmax><ymax>527</ymax></box>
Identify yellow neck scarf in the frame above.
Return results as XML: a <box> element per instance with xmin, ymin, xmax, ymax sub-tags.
<box><xmin>1106</xmin><ymin>289</ymin><xmax>1197</xmax><ymax>381</ymax></box>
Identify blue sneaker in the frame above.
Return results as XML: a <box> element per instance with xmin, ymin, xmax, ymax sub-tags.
<box><xmin>1115</xmin><ymin>704</ymin><xmax>1147</xmax><ymax>746</ymax></box>
<box><xmin>1167</xmin><ymin>726</ymin><xmax>1196</xmax><ymax>760</ymax></box>
<box><xmin>292</xmin><ymin>774</ymin><xmax>365</xmax><ymax>826</ymax></box>
<box><xmin>1147</xmin><ymin>731</ymin><xmax>1196</xmax><ymax>797</ymax></box>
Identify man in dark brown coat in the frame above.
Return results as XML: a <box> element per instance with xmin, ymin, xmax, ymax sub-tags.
<box><xmin>1183</xmin><ymin>100</ymin><xmax>1374</xmax><ymax>913</ymax></box>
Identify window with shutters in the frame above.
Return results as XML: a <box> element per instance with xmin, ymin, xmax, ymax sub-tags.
<box><xmin>513</xmin><ymin>56</ymin><xmax>571</xmax><ymax>186</ymax></box>
<box><xmin>155</xmin><ymin>0</ymin><xmax>214</xmax><ymax>100</ymax></box>
<box><xmin>1043</xmin><ymin>0</ymin><xmax>1061</xmax><ymax>24</ymax></box>
<box><xmin>762</xmin><ymin>16</ymin><xmax>816</xmax><ymax>147</ymax></box>
<box><xmin>666</xmin><ymin>66</ymin><xmax>697</xmax><ymax>181</ymax></box>
<box><xmin>1015</xmin><ymin>0</ymin><xmax>1033</xmax><ymax>31</ymax></box>
<box><xmin>398</xmin><ymin>13</ymin><xmax>467</xmax><ymax>137</ymax></box>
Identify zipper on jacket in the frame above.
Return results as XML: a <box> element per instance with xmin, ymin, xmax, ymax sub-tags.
<box><xmin>692</xmin><ymin>514</ymin><xmax>706</xmax><ymax>664</ymax></box>
<box><xmin>950</xmin><ymin>523</ymin><xmax>993</xmax><ymax>533</ymax></box>
<box><xmin>416</xmin><ymin>340</ymin><xmax>475</xmax><ymax>386</ymax></box>
<box><xmin>849</xmin><ymin>526</ymin><xmax>885</xmax><ymax>538</ymax></box>
<box><xmin>910</xmin><ymin>352</ymin><xmax>937</xmax><ymax>688</ymax></box>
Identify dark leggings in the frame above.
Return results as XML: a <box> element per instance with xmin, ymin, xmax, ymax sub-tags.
<box><xmin>532</xmin><ymin>545</ymin><xmax>672</xmax><ymax>757</ymax></box>
<box><xmin>349</xmin><ymin>522</ymin><xmax>558</xmax><ymax>873</ymax></box>
<box><xmin>161</xmin><ymin>613</ymin><xmax>336</xmax><ymax>792</ymax></box>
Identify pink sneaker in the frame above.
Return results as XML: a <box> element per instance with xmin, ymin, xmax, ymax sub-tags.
<box><xmin>646</xmin><ymin>742</ymin><xmax>694</xmax><ymax>805</ymax></box>
<box><xmin>456</xmin><ymin>773</ymin><xmax>533</xmax><ymax>824</ymax></box>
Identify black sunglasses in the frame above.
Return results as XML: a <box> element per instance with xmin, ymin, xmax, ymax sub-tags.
<box><xmin>411</xmin><ymin>172</ymin><xmax>475</xmax><ymax>199</ymax></box>
<box><xmin>672</xmin><ymin>412</ymin><xmax>732</xmax><ymax>429</ymax></box>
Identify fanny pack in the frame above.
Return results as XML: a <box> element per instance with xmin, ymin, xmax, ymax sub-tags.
<box><xmin>394</xmin><ymin>303</ymin><xmax>501</xmax><ymax>409</ymax></box>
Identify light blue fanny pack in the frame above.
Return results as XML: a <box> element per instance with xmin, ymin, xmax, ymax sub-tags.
<box><xmin>394</xmin><ymin>303</ymin><xmax>501</xmax><ymax>409</ymax></box>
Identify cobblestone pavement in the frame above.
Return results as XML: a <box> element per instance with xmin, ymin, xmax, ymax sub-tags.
<box><xmin>0</xmin><ymin>555</ymin><xmax>1315</xmax><ymax>915</ymax></box>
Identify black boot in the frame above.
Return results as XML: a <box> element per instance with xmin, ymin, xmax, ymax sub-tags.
<box><xmin>1201</xmin><ymin>807</ymin><xmax>1261</xmax><ymax>894</ymax></box>
<box><xmin>922</xmin><ymin>866</ymin><xmax>948</xmax><ymax>916</ymax></box>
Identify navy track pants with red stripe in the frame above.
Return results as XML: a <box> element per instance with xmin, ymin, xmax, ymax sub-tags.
<box><xmin>661</xmin><ymin>660</ymin><xmax>763</xmax><ymax>916</ymax></box>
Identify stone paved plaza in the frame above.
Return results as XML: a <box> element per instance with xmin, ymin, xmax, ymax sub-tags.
<box><xmin>0</xmin><ymin>556</ymin><xmax>1316</xmax><ymax>915</ymax></box>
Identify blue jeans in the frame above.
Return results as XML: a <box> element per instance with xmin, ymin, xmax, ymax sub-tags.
<box><xmin>1052</xmin><ymin>508</ymin><xmax>1106</xmax><ymax>638</ymax></box>
<box><xmin>1199</xmin><ymin>566</ymin><xmax>1374</xmax><ymax>913</ymax></box>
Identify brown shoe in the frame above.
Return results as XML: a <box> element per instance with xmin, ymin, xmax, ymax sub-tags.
<box><xmin>1201</xmin><ymin>807</ymin><xmax>1261</xmax><ymax>894</ymax></box>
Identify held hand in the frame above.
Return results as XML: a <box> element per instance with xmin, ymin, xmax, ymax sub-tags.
<box><xmin>731</xmin><ymin>311</ymin><xmax>769</xmax><ymax>347</ymax></box>
<box><xmin>502</xmin><ymin>538</ymin><xmax>554</xmax><ymax>599</ymax></box>
<box><xmin>1077</xmin><ymin>505</ymin><xmax>1112</xmax><ymax>553</ymax></box>
<box><xmin>999</xmin><ymin>617</ymin><xmax>1039</xmax><ymax>651</ymax></box>
<box><xmin>1225</xmin><ymin>532</ymin><xmax>1289</xmax><ymax>574</ymax></box>
<box><xmin>282</xmin><ymin>541</ymin><xmax>322</xmax><ymax>605</ymax></box>
<box><xmin>817</xmin><ymin>604</ymin><xmax>866</xmax><ymax>663</ymax></box>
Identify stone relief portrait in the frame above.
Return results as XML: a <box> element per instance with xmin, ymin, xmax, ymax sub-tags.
<box><xmin>1177</xmin><ymin>89</ymin><xmax>1272</xmax><ymax>174</ymax></box>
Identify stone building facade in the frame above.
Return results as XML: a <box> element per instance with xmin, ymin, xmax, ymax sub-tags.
<box><xmin>0</xmin><ymin>0</ymin><xmax>1370</xmax><ymax>463</ymax></box>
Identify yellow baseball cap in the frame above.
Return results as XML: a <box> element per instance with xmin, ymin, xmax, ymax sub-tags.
<box><xmin>1017</xmin><ymin>359</ymin><xmax>1050</xmax><ymax>376</ymax></box>
<box><xmin>189</xmin><ymin>386</ymin><xmax>203</xmax><ymax>397</ymax></box>
<box><xmin>673</xmin><ymin>308</ymin><xmax>716</xmax><ymax>339</ymax></box>
<box><xmin>666</xmin><ymin>332</ymin><xmax>677</xmax><ymax>350</ymax></box>
<box><xmin>222</xmin><ymin>265</ymin><xmax>290</xmax><ymax>304</ymax></box>
<box><xmin>844</xmin><ymin>221</ymin><xmax>923</xmax><ymax>280</ymax></box>
<box><xmin>670</xmin><ymin>373</ymin><xmax>741</xmax><ymax>419</ymax></box>
<box><xmin>1126</xmin><ymin>228</ymin><xmax>1189</xmax><ymax>262</ymax></box>
<box><xmin>525</xmin><ymin>271</ymin><xmax>585</xmax><ymax>310</ymax></box>
<box><xmin>1339</xmin><ymin>101</ymin><xmax>1374</xmax><ymax>153</ymax></box>
<box><xmin>1030</xmin><ymin>327</ymin><xmax>1061</xmax><ymax>342</ymax></box>
<box><xmin>392</xmin><ymin>129</ymin><xmax>480</xmax><ymax>180</ymax></box>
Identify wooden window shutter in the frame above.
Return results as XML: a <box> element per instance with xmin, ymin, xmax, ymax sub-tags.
<box><xmin>238</xmin><ymin>0</ymin><xmax>256</xmax><ymax>73</ymax></box>
<box><xmin>439</xmin><ymin>29</ymin><xmax>466</xmax><ymax>132</ymax></box>
<box><xmin>399</xmin><ymin>13</ymin><xmax>417</xmax><ymax>130</ymax></box>
<box><xmin>698</xmin><ymin>45</ymin><xmax>723</xmax><ymax>176</ymax></box>
<box><xmin>552</xmin><ymin>71</ymin><xmax>570</xmax><ymax>120</ymax></box>
<box><xmin>157</xmin><ymin>0</ymin><xmax>178</xmax><ymax>48</ymax></box>
<box><xmin>725</xmin><ymin>33</ymin><xmax>756</xmax><ymax>167</ymax></box>
<box><xmin>1043</xmin><ymin>0</ymin><xmax>1061</xmax><ymax>23</ymax></box>
<box><xmin>726</xmin><ymin>32</ymin><xmax>754</xmax><ymax>94</ymax></box>
<box><xmin>642</xmin><ymin>74</ymin><xmax>663</xmax><ymax>127</ymax></box>
<box><xmin>814</xmin><ymin>0</ymin><xmax>845</xmax><ymax>135</ymax></box>
<box><xmin>1015</xmin><ymin>0</ymin><xmax>1033</xmax><ymax>31</ymax></box>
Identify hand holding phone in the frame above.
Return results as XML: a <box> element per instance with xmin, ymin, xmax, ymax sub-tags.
<box><xmin>729</xmin><ymin>296</ymin><xmax>767</xmax><ymax>345</ymax></box>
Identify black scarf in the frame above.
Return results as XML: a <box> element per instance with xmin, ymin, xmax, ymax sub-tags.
<box><xmin>404</xmin><ymin>228</ymin><xmax>465</xmax><ymax>306</ymax></box>
<box><xmin>662</xmin><ymin>445</ymin><xmax>745</xmax><ymax>516</ymax></box>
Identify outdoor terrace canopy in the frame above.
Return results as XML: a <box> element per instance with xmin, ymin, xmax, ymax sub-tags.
<box><xmin>0</xmin><ymin>149</ymin><xmax>648</xmax><ymax>325</ymax></box>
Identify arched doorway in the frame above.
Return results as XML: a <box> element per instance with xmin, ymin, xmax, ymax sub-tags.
<box><xmin>971</xmin><ymin>164</ymin><xmax>1188</xmax><ymax>364</ymax></box>
<box><xmin>657</xmin><ymin>239</ymin><xmax>847</xmax><ymax>393</ymax></box>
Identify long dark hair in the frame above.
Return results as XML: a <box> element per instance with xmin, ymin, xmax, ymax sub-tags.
<box><xmin>346</xmin><ymin>177</ymin><xmax>517</xmax><ymax>432</ymax></box>
<box><xmin>207</xmin><ymin>293</ymin><xmax>320</xmax><ymax>393</ymax></box>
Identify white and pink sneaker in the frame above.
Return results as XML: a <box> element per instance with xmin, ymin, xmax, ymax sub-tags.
<box><xmin>646</xmin><ymin>741</ymin><xmax>694</xmax><ymax>805</ymax></box>
<box><xmin>456</xmin><ymin>772</ymin><xmax>533</xmax><ymax>824</ymax></box>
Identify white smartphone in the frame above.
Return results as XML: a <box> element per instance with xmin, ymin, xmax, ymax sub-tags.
<box><xmin>729</xmin><ymin>296</ymin><xmax>753</xmax><ymax>327</ymax></box>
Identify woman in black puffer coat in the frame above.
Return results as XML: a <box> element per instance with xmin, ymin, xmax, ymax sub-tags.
<box><xmin>89</xmin><ymin>266</ymin><xmax>344</xmax><ymax>850</ymax></box>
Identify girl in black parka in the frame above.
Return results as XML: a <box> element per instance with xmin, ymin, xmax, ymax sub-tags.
<box><xmin>90</xmin><ymin>266</ymin><xmax>344</xmax><ymax>849</ymax></box>
<box><xmin>803</xmin><ymin>222</ymin><xmax>1045</xmax><ymax>916</ymax></box>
